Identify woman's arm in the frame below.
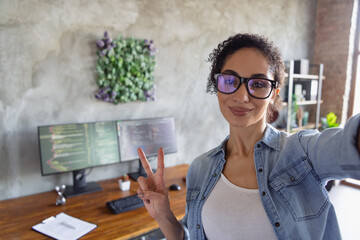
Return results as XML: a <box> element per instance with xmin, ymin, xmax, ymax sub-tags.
<box><xmin>299</xmin><ymin>114</ymin><xmax>360</xmax><ymax>180</ymax></box>
<box><xmin>136</xmin><ymin>148</ymin><xmax>184</xmax><ymax>240</ymax></box>
<box><xmin>357</xmin><ymin>123</ymin><xmax>360</xmax><ymax>153</ymax></box>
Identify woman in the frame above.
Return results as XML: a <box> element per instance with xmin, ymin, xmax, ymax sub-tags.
<box><xmin>137</xmin><ymin>33</ymin><xmax>360</xmax><ymax>239</ymax></box>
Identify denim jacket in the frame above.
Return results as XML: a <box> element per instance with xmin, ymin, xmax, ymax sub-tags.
<box><xmin>182</xmin><ymin>114</ymin><xmax>360</xmax><ymax>240</ymax></box>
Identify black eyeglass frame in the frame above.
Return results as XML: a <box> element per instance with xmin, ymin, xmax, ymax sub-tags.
<box><xmin>214</xmin><ymin>73</ymin><xmax>278</xmax><ymax>99</ymax></box>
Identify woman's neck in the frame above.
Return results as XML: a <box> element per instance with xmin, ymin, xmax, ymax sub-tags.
<box><xmin>226</xmin><ymin>120</ymin><xmax>267</xmax><ymax>158</ymax></box>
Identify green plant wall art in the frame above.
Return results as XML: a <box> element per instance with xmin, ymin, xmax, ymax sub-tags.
<box><xmin>95</xmin><ymin>31</ymin><xmax>156</xmax><ymax>104</ymax></box>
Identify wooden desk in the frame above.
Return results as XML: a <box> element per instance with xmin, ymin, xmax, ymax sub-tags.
<box><xmin>0</xmin><ymin>164</ymin><xmax>189</xmax><ymax>240</ymax></box>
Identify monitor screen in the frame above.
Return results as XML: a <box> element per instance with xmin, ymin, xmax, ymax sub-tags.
<box><xmin>38</xmin><ymin>121</ymin><xmax>120</xmax><ymax>175</ymax></box>
<box><xmin>117</xmin><ymin>117</ymin><xmax>177</xmax><ymax>162</ymax></box>
<box><xmin>38</xmin><ymin>117</ymin><xmax>177</xmax><ymax>194</ymax></box>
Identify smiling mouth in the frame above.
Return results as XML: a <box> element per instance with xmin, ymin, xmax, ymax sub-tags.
<box><xmin>229</xmin><ymin>107</ymin><xmax>252</xmax><ymax>116</ymax></box>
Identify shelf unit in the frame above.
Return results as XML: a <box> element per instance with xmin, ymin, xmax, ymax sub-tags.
<box><xmin>284</xmin><ymin>60</ymin><xmax>324</xmax><ymax>132</ymax></box>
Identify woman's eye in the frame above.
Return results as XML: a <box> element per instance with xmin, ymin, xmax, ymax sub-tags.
<box><xmin>250</xmin><ymin>79</ymin><xmax>268</xmax><ymax>88</ymax></box>
<box><xmin>224</xmin><ymin>79</ymin><xmax>235</xmax><ymax>85</ymax></box>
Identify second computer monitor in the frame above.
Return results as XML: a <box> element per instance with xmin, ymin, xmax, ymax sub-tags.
<box><xmin>117</xmin><ymin>117</ymin><xmax>177</xmax><ymax>179</ymax></box>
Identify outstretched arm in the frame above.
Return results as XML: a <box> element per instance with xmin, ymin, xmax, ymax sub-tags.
<box><xmin>136</xmin><ymin>148</ymin><xmax>184</xmax><ymax>240</ymax></box>
<box><xmin>357</xmin><ymin>124</ymin><xmax>360</xmax><ymax>153</ymax></box>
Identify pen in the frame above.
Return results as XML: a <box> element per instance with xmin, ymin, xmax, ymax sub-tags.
<box><xmin>60</xmin><ymin>221</ymin><xmax>76</xmax><ymax>230</ymax></box>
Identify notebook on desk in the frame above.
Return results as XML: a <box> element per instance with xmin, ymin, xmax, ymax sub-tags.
<box><xmin>32</xmin><ymin>212</ymin><xmax>97</xmax><ymax>240</ymax></box>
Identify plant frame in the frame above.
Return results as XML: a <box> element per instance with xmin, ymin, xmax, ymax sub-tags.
<box><xmin>95</xmin><ymin>31</ymin><xmax>156</xmax><ymax>104</ymax></box>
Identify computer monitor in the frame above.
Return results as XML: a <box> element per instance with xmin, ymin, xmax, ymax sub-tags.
<box><xmin>38</xmin><ymin>121</ymin><xmax>120</xmax><ymax>197</ymax></box>
<box><xmin>117</xmin><ymin>117</ymin><xmax>177</xmax><ymax>180</ymax></box>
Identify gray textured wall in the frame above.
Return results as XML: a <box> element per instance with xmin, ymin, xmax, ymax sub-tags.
<box><xmin>0</xmin><ymin>0</ymin><xmax>317</xmax><ymax>200</ymax></box>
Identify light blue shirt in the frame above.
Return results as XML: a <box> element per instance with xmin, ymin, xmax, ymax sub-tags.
<box><xmin>182</xmin><ymin>114</ymin><xmax>360</xmax><ymax>239</ymax></box>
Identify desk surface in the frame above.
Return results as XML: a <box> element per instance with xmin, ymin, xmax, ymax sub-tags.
<box><xmin>0</xmin><ymin>164</ymin><xmax>189</xmax><ymax>240</ymax></box>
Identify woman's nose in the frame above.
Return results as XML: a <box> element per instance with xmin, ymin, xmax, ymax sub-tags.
<box><xmin>232</xmin><ymin>84</ymin><xmax>250</xmax><ymax>103</ymax></box>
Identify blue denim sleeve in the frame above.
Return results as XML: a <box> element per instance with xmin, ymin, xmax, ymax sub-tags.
<box><xmin>297</xmin><ymin>113</ymin><xmax>360</xmax><ymax>181</ymax></box>
<box><xmin>180</xmin><ymin>218</ymin><xmax>190</xmax><ymax>240</ymax></box>
<box><xmin>180</xmin><ymin>167</ymin><xmax>191</xmax><ymax>240</ymax></box>
<box><xmin>180</xmin><ymin>197</ymin><xmax>190</xmax><ymax>240</ymax></box>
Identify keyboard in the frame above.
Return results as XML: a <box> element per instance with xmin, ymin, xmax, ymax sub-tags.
<box><xmin>106</xmin><ymin>194</ymin><xmax>145</xmax><ymax>214</ymax></box>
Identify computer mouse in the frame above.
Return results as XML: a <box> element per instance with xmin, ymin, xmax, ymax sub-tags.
<box><xmin>169</xmin><ymin>184</ymin><xmax>181</xmax><ymax>191</ymax></box>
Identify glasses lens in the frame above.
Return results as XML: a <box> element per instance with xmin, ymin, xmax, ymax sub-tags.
<box><xmin>247</xmin><ymin>79</ymin><xmax>273</xmax><ymax>98</ymax></box>
<box><xmin>216</xmin><ymin>74</ymin><xmax>240</xmax><ymax>93</ymax></box>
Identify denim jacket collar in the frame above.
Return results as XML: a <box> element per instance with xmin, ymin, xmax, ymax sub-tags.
<box><xmin>208</xmin><ymin>136</ymin><xmax>228</xmax><ymax>158</ymax></box>
<box><xmin>261</xmin><ymin>124</ymin><xmax>281</xmax><ymax>151</ymax></box>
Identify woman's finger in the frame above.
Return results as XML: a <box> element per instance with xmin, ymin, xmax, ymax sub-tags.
<box><xmin>140</xmin><ymin>190</ymin><xmax>167</xmax><ymax>205</ymax></box>
<box><xmin>137</xmin><ymin>188</ymin><xmax>144</xmax><ymax>198</ymax></box>
<box><xmin>156</xmin><ymin>148</ymin><xmax>165</xmax><ymax>177</ymax></box>
<box><xmin>137</xmin><ymin>148</ymin><xmax>154</xmax><ymax>176</ymax></box>
<box><xmin>137</xmin><ymin>176</ymin><xmax>149</xmax><ymax>191</ymax></box>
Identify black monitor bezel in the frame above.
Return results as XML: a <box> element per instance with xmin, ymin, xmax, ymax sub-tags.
<box><xmin>37</xmin><ymin>120</ymin><xmax>121</xmax><ymax>176</ymax></box>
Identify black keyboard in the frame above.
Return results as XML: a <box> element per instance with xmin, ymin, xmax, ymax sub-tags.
<box><xmin>106</xmin><ymin>194</ymin><xmax>145</xmax><ymax>214</ymax></box>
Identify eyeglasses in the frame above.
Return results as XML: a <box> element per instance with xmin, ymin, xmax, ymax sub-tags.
<box><xmin>214</xmin><ymin>73</ymin><xmax>277</xmax><ymax>99</ymax></box>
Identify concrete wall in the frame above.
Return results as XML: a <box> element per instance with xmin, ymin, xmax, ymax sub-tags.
<box><xmin>0</xmin><ymin>0</ymin><xmax>317</xmax><ymax>200</ymax></box>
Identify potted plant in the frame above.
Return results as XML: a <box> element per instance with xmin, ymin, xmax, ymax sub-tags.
<box><xmin>321</xmin><ymin>112</ymin><xmax>340</xmax><ymax>130</ymax></box>
<box><xmin>118</xmin><ymin>174</ymin><xmax>131</xmax><ymax>191</ymax></box>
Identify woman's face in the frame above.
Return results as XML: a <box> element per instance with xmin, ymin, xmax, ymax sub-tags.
<box><xmin>217</xmin><ymin>47</ymin><xmax>278</xmax><ymax>129</ymax></box>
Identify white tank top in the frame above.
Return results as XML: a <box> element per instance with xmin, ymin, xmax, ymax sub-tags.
<box><xmin>202</xmin><ymin>173</ymin><xmax>277</xmax><ymax>240</ymax></box>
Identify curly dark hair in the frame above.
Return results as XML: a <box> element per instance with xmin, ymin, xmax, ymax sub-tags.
<box><xmin>206</xmin><ymin>33</ymin><xmax>285</xmax><ymax>114</ymax></box>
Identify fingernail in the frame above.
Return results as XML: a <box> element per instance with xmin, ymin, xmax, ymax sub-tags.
<box><xmin>138</xmin><ymin>192</ymin><xmax>144</xmax><ymax>198</ymax></box>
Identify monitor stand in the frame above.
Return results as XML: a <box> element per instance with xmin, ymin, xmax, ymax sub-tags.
<box><xmin>128</xmin><ymin>159</ymin><xmax>156</xmax><ymax>181</ymax></box>
<box><xmin>64</xmin><ymin>169</ymin><xmax>103</xmax><ymax>198</ymax></box>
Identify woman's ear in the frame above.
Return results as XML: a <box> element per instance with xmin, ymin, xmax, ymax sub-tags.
<box><xmin>270</xmin><ymin>88</ymin><xmax>280</xmax><ymax>104</ymax></box>
<box><xmin>274</xmin><ymin>88</ymin><xmax>280</xmax><ymax>96</ymax></box>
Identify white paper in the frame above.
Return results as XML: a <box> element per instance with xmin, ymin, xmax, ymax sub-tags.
<box><xmin>32</xmin><ymin>212</ymin><xmax>97</xmax><ymax>240</ymax></box>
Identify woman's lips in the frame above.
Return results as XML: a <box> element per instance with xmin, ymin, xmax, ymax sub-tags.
<box><xmin>229</xmin><ymin>107</ymin><xmax>252</xmax><ymax>116</ymax></box>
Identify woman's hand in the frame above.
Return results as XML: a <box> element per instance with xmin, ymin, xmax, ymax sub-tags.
<box><xmin>136</xmin><ymin>148</ymin><xmax>184</xmax><ymax>240</ymax></box>
<box><xmin>136</xmin><ymin>148</ymin><xmax>171</xmax><ymax>221</ymax></box>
